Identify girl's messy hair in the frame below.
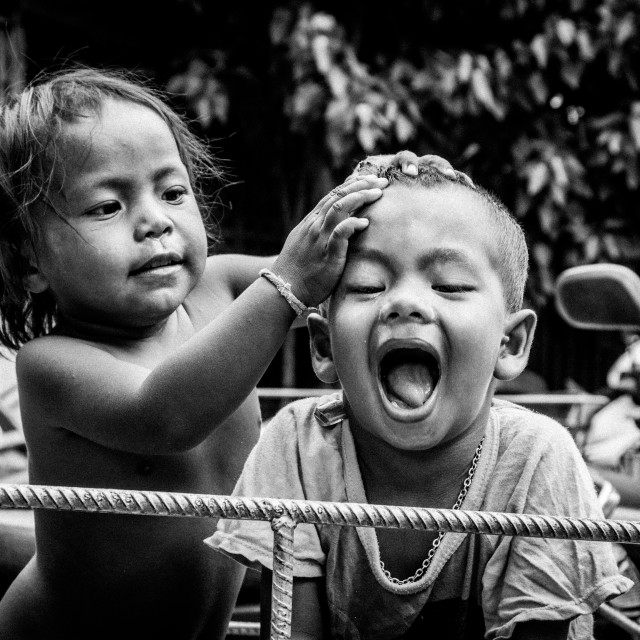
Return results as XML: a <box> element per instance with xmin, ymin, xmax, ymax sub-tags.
<box><xmin>0</xmin><ymin>66</ymin><xmax>224</xmax><ymax>351</ymax></box>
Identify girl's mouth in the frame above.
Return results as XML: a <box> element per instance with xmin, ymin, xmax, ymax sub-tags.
<box><xmin>131</xmin><ymin>254</ymin><xmax>183</xmax><ymax>275</ymax></box>
<box><xmin>379</xmin><ymin>347</ymin><xmax>440</xmax><ymax>410</ymax></box>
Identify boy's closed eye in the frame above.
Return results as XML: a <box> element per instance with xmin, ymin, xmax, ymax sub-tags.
<box><xmin>348</xmin><ymin>284</ymin><xmax>385</xmax><ymax>295</ymax></box>
<box><xmin>433</xmin><ymin>283</ymin><xmax>475</xmax><ymax>294</ymax></box>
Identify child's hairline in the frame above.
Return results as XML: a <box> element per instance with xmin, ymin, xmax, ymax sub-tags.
<box><xmin>320</xmin><ymin>168</ymin><xmax>528</xmax><ymax>317</ymax></box>
<box><xmin>0</xmin><ymin>67</ymin><xmax>224</xmax><ymax>351</ymax></box>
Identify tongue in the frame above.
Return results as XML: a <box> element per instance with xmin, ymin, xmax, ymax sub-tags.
<box><xmin>385</xmin><ymin>362</ymin><xmax>433</xmax><ymax>408</ymax></box>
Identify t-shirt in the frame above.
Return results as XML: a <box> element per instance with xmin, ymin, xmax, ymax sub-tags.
<box><xmin>207</xmin><ymin>394</ymin><xmax>631</xmax><ymax>639</ymax></box>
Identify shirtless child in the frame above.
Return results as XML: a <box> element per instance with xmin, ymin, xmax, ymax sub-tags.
<box><xmin>0</xmin><ymin>68</ymin><xmax>414</xmax><ymax>639</ymax></box>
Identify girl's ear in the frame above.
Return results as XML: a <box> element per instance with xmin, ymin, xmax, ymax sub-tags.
<box><xmin>20</xmin><ymin>243</ymin><xmax>49</xmax><ymax>294</ymax></box>
<box><xmin>307</xmin><ymin>312</ymin><xmax>339</xmax><ymax>384</ymax></box>
<box><xmin>494</xmin><ymin>309</ymin><xmax>537</xmax><ymax>381</ymax></box>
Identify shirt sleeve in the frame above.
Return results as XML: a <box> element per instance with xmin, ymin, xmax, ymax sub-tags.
<box><xmin>482</xmin><ymin>422</ymin><xmax>633</xmax><ymax>639</ymax></box>
<box><xmin>204</xmin><ymin>405</ymin><xmax>326</xmax><ymax>578</ymax></box>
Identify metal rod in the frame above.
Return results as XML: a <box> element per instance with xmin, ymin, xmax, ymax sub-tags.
<box><xmin>270</xmin><ymin>516</ymin><xmax>296</xmax><ymax>640</ymax></box>
<box><xmin>256</xmin><ymin>388</ymin><xmax>610</xmax><ymax>406</ymax></box>
<box><xmin>2</xmin><ymin>484</ymin><xmax>640</xmax><ymax>544</ymax></box>
<box><xmin>598</xmin><ymin>603</ymin><xmax>640</xmax><ymax>637</ymax></box>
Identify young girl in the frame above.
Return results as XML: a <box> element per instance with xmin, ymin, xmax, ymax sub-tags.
<box><xmin>0</xmin><ymin>67</ymin><xmax>411</xmax><ymax>639</ymax></box>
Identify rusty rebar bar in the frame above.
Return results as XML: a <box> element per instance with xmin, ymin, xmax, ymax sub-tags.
<box><xmin>1</xmin><ymin>484</ymin><xmax>640</xmax><ymax>544</ymax></box>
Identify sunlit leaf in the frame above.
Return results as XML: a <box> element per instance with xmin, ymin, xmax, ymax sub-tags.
<box><xmin>326</xmin><ymin>66</ymin><xmax>349</xmax><ymax>98</ymax></box>
<box><xmin>556</xmin><ymin>19</ymin><xmax>577</xmax><ymax>46</ymax></box>
<box><xmin>528</xmin><ymin>162</ymin><xmax>549</xmax><ymax>195</ymax></box>
<box><xmin>357</xmin><ymin>124</ymin><xmax>378</xmax><ymax>152</ymax></box>
<box><xmin>584</xmin><ymin>234</ymin><xmax>600</xmax><ymax>261</ymax></box>
<box><xmin>539</xmin><ymin>203</ymin><xmax>560</xmax><ymax>236</ymax></box>
<box><xmin>530</xmin><ymin>34</ymin><xmax>548</xmax><ymax>67</ymax></box>
<box><xmin>471</xmin><ymin>68</ymin><xmax>504</xmax><ymax>119</ymax></box>
<box><xmin>616</xmin><ymin>13</ymin><xmax>636</xmax><ymax>45</ymax></box>
<box><xmin>528</xmin><ymin>72</ymin><xmax>548</xmax><ymax>104</ymax></box>
<box><xmin>550</xmin><ymin>155</ymin><xmax>569</xmax><ymax>186</ymax></box>
<box><xmin>629</xmin><ymin>102</ymin><xmax>640</xmax><ymax>150</ymax></box>
<box><xmin>457</xmin><ymin>52</ymin><xmax>473</xmax><ymax>83</ymax></box>
<box><xmin>312</xmin><ymin>34</ymin><xmax>332</xmax><ymax>74</ymax></box>
<box><xmin>395</xmin><ymin>113</ymin><xmax>414</xmax><ymax>143</ymax></box>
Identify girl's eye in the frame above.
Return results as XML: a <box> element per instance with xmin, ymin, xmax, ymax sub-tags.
<box><xmin>86</xmin><ymin>201</ymin><xmax>121</xmax><ymax>217</ymax></box>
<box><xmin>164</xmin><ymin>187</ymin><xmax>187</xmax><ymax>204</ymax></box>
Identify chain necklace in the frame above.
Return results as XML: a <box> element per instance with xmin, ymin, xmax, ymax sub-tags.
<box><xmin>380</xmin><ymin>437</ymin><xmax>484</xmax><ymax>586</ymax></box>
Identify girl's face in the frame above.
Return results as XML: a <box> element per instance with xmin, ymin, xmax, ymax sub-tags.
<box><xmin>31</xmin><ymin>98</ymin><xmax>208</xmax><ymax>334</ymax></box>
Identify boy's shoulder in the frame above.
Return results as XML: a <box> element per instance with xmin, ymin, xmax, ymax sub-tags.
<box><xmin>265</xmin><ymin>392</ymin><xmax>344</xmax><ymax>433</ymax></box>
<box><xmin>490</xmin><ymin>397</ymin><xmax>578</xmax><ymax>455</ymax></box>
<box><xmin>260</xmin><ymin>392</ymin><xmax>345</xmax><ymax>456</ymax></box>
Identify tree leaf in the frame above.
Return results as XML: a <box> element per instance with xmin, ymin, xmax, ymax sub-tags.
<box><xmin>457</xmin><ymin>52</ymin><xmax>473</xmax><ymax>83</ymax></box>
<box><xmin>395</xmin><ymin>113</ymin><xmax>415</xmax><ymax>143</ymax></box>
<box><xmin>556</xmin><ymin>19</ymin><xmax>577</xmax><ymax>46</ymax></box>
<box><xmin>530</xmin><ymin>34</ymin><xmax>548</xmax><ymax>67</ymax></box>
<box><xmin>527</xmin><ymin>161</ymin><xmax>549</xmax><ymax>195</ymax></box>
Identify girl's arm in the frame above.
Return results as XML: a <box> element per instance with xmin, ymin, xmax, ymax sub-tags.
<box><xmin>201</xmin><ymin>254</ymin><xmax>307</xmax><ymax>329</ymax></box>
<box><xmin>260</xmin><ymin>569</ymin><xmax>327</xmax><ymax>640</ymax></box>
<box><xmin>511</xmin><ymin>620</ymin><xmax>570</xmax><ymax>640</ymax></box>
<box><xmin>17</xmin><ymin>175</ymin><xmax>385</xmax><ymax>455</ymax></box>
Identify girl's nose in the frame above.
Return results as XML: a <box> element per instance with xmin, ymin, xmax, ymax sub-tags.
<box><xmin>134</xmin><ymin>201</ymin><xmax>174</xmax><ymax>241</ymax></box>
<box><xmin>379</xmin><ymin>285</ymin><xmax>436</xmax><ymax>324</ymax></box>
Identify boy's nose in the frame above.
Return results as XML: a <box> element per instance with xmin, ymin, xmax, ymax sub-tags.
<box><xmin>379</xmin><ymin>287</ymin><xmax>436</xmax><ymax>324</ymax></box>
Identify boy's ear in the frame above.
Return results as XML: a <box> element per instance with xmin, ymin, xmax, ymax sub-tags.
<box><xmin>20</xmin><ymin>243</ymin><xmax>49</xmax><ymax>294</ymax></box>
<box><xmin>494</xmin><ymin>309</ymin><xmax>537</xmax><ymax>381</ymax></box>
<box><xmin>307</xmin><ymin>312</ymin><xmax>339</xmax><ymax>384</ymax></box>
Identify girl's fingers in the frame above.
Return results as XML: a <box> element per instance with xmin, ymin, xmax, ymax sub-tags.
<box><xmin>320</xmin><ymin>186</ymin><xmax>384</xmax><ymax>233</ymax></box>
<box><xmin>416</xmin><ymin>155</ymin><xmax>475</xmax><ymax>187</ymax></box>
<box><xmin>314</xmin><ymin>176</ymin><xmax>387</xmax><ymax>219</ymax></box>
<box><xmin>418</xmin><ymin>154</ymin><xmax>457</xmax><ymax>180</ymax></box>
<box><xmin>355</xmin><ymin>151</ymin><xmax>420</xmax><ymax>177</ymax></box>
<box><xmin>325</xmin><ymin>217</ymin><xmax>370</xmax><ymax>259</ymax></box>
<box><xmin>391</xmin><ymin>150</ymin><xmax>420</xmax><ymax>176</ymax></box>
<box><xmin>456</xmin><ymin>170</ymin><xmax>475</xmax><ymax>188</ymax></box>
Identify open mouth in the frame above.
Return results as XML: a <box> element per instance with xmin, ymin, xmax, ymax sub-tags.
<box><xmin>379</xmin><ymin>347</ymin><xmax>440</xmax><ymax>410</ymax></box>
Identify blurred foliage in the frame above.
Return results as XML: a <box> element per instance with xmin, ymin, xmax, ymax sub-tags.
<box><xmin>167</xmin><ymin>0</ymin><xmax>640</xmax><ymax>309</ymax></box>
<box><xmin>0</xmin><ymin>7</ymin><xmax>26</xmax><ymax>97</ymax></box>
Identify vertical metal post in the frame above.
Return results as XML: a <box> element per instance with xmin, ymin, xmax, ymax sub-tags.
<box><xmin>270</xmin><ymin>515</ymin><xmax>296</xmax><ymax>640</ymax></box>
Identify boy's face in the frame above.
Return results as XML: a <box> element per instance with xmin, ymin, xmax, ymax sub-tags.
<box><xmin>28</xmin><ymin>98</ymin><xmax>207</xmax><ymax>331</ymax></box>
<box><xmin>312</xmin><ymin>183</ymin><xmax>533</xmax><ymax>450</ymax></box>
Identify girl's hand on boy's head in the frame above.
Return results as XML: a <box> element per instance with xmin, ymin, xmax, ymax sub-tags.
<box><xmin>353</xmin><ymin>150</ymin><xmax>474</xmax><ymax>187</ymax></box>
<box><xmin>271</xmin><ymin>174</ymin><xmax>388</xmax><ymax>307</ymax></box>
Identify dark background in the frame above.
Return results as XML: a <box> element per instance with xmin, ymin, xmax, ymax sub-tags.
<box><xmin>4</xmin><ymin>0</ymin><xmax>636</xmax><ymax>393</ymax></box>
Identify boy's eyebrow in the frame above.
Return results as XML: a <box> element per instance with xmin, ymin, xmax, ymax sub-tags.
<box><xmin>349</xmin><ymin>245</ymin><xmax>474</xmax><ymax>269</ymax></box>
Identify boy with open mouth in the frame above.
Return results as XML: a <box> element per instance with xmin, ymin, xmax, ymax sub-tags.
<box><xmin>207</xmin><ymin>162</ymin><xmax>631</xmax><ymax>639</ymax></box>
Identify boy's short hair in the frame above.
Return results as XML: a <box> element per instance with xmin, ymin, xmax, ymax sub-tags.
<box><xmin>351</xmin><ymin>163</ymin><xmax>529</xmax><ymax>314</ymax></box>
<box><xmin>0</xmin><ymin>67</ymin><xmax>223</xmax><ymax>350</ymax></box>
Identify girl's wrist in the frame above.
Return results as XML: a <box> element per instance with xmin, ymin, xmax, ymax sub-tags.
<box><xmin>259</xmin><ymin>269</ymin><xmax>318</xmax><ymax>318</ymax></box>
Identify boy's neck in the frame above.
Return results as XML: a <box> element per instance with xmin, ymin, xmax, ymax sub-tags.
<box><xmin>348</xmin><ymin>404</ymin><xmax>490</xmax><ymax>503</ymax></box>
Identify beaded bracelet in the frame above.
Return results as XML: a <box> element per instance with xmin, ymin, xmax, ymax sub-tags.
<box><xmin>259</xmin><ymin>269</ymin><xmax>318</xmax><ymax>318</ymax></box>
